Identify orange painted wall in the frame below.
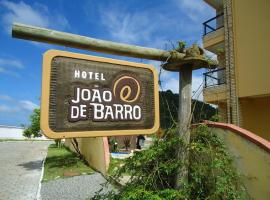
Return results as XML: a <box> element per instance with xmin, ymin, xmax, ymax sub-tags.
<box><xmin>65</xmin><ymin>137</ymin><xmax>110</xmax><ymax>174</ymax></box>
<box><xmin>240</xmin><ymin>96</ymin><xmax>270</xmax><ymax>141</ymax></box>
<box><xmin>205</xmin><ymin>122</ymin><xmax>270</xmax><ymax>200</ymax></box>
<box><xmin>233</xmin><ymin>0</ymin><xmax>270</xmax><ymax>97</ymax></box>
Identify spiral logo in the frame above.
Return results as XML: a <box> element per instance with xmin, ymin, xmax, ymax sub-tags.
<box><xmin>113</xmin><ymin>75</ymin><xmax>141</xmax><ymax>103</ymax></box>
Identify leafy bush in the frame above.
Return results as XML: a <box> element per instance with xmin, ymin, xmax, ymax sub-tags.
<box><xmin>109</xmin><ymin>137</ymin><xmax>119</xmax><ymax>152</ymax></box>
<box><xmin>92</xmin><ymin>125</ymin><xmax>248</xmax><ymax>200</ymax></box>
<box><xmin>23</xmin><ymin>108</ymin><xmax>42</xmax><ymax>138</ymax></box>
<box><xmin>189</xmin><ymin>125</ymin><xmax>248</xmax><ymax>199</ymax></box>
<box><xmin>209</xmin><ymin>114</ymin><xmax>221</xmax><ymax>122</ymax></box>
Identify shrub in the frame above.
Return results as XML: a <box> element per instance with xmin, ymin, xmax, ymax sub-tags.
<box><xmin>92</xmin><ymin>125</ymin><xmax>248</xmax><ymax>200</ymax></box>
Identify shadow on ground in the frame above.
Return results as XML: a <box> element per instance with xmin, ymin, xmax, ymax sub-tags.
<box><xmin>17</xmin><ymin>160</ymin><xmax>43</xmax><ymax>171</ymax></box>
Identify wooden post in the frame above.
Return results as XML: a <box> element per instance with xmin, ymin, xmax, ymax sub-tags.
<box><xmin>174</xmin><ymin>66</ymin><xmax>192</xmax><ymax>189</ymax></box>
<box><xmin>161</xmin><ymin>45</ymin><xmax>216</xmax><ymax>189</ymax></box>
<box><xmin>12</xmin><ymin>23</ymin><xmax>185</xmax><ymax>62</ymax></box>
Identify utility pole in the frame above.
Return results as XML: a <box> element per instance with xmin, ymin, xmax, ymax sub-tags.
<box><xmin>12</xmin><ymin>23</ymin><xmax>217</xmax><ymax>189</ymax></box>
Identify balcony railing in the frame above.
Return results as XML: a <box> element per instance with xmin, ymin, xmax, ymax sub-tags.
<box><xmin>204</xmin><ymin>67</ymin><xmax>226</xmax><ymax>88</ymax></box>
<box><xmin>203</xmin><ymin>13</ymin><xmax>224</xmax><ymax>35</ymax></box>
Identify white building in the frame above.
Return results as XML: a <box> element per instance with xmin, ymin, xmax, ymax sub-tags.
<box><xmin>0</xmin><ymin>125</ymin><xmax>48</xmax><ymax>140</ymax></box>
<box><xmin>0</xmin><ymin>125</ymin><xmax>25</xmax><ymax>139</ymax></box>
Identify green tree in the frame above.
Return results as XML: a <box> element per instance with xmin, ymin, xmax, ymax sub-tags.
<box><xmin>159</xmin><ymin>90</ymin><xmax>217</xmax><ymax>129</ymax></box>
<box><xmin>23</xmin><ymin>108</ymin><xmax>42</xmax><ymax>138</ymax></box>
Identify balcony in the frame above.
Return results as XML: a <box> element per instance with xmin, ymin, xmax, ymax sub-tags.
<box><xmin>204</xmin><ymin>67</ymin><xmax>226</xmax><ymax>88</ymax></box>
<box><xmin>204</xmin><ymin>0</ymin><xmax>223</xmax><ymax>10</ymax></box>
<box><xmin>203</xmin><ymin>13</ymin><xmax>225</xmax><ymax>53</ymax></box>
<box><xmin>203</xmin><ymin>68</ymin><xmax>227</xmax><ymax>103</ymax></box>
<box><xmin>203</xmin><ymin>13</ymin><xmax>224</xmax><ymax>35</ymax></box>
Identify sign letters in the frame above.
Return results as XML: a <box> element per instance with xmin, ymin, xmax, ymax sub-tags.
<box><xmin>41</xmin><ymin>50</ymin><xmax>159</xmax><ymax>138</ymax></box>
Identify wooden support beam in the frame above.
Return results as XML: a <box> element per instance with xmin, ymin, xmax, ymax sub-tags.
<box><xmin>12</xmin><ymin>23</ymin><xmax>185</xmax><ymax>62</ymax></box>
<box><xmin>174</xmin><ymin>66</ymin><xmax>192</xmax><ymax>189</ymax></box>
<box><xmin>178</xmin><ymin>67</ymin><xmax>192</xmax><ymax>141</ymax></box>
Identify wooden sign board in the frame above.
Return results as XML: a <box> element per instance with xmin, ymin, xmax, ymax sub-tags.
<box><xmin>41</xmin><ymin>50</ymin><xmax>159</xmax><ymax>139</ymax></box>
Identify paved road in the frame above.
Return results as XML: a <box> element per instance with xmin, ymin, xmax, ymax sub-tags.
<box><xmin>41</xmin><ymin>173</ymin><xmax>114</xmax><ymax>200</ymax></box>
<box><xmin>0</xmin><ymin>141</ymin><xmax>51</xmax><ymax>200</ymax></box>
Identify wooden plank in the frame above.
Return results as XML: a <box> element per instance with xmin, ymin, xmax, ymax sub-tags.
<box><xmin>12</xmin><ymin>23</ymin><xmax>185</xmax><ymax>62</ymax></box>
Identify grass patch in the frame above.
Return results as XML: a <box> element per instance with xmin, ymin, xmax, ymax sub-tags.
<box><xmin>43</xmin><ymin>144</ymin><xmax>94</xmax><ymax>182</ymax></box>
<box><xmin>108</xmin><ymin>157</ymin><xmax>124</xmax><ymax>175</ymax></box>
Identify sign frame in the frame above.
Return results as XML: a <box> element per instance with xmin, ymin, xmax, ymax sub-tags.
<box><xmin>41</xmin><ymin>50</ymin><xmax>160</xmax><ymax>139</ymax></box>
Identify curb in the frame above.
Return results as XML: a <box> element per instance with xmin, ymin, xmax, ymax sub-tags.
<box><xmin>36</xmin><ymin>146</ymin><xmax>48</xmax><ymax>200</ymax></box>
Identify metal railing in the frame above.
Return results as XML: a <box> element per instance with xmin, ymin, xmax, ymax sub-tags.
<box><xmin>203</xmin><ymin>13</ymin><xmax>224</xmax><ymax>35</ymax></box>
<box><xmin>204</xmin><ymin>67</ymin><xmax>226</xmax><ymax>88</ymax></box>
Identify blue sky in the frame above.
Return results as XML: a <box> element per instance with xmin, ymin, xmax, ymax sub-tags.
<box><xmin>0</xmin><ymin>0</ymin><xmax>215</xmax><ymax>126</ymax></box>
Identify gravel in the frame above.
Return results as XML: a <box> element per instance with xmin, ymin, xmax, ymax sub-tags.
<box><xmin>40</xmin><ymin>173</ymin><xmax>114</xmax><ymax>200</ymax></box>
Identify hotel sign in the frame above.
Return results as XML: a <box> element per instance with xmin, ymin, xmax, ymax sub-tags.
<box><xmin>41</xmin><ymin>50</ymin><xmax>159</xmax><ymax>139</ymax></box>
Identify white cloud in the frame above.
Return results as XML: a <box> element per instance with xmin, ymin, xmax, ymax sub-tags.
<box><xmin>146</xmin><ymin>60</ymin><xmax>171</xmax><ymax>81</ymax></box>
<box><xmin>145</xmin><ymin>60</ymin><xmax>181</xmax><ymax>94</ymax></box>
<box><xmin>163</xmin><ymin>77</ymin><xmax>179</xmax><ymax>93</ymax></box>
<box><xmin>100</xmin><ymin>8</ymin><xmax>157</xmax><ymax>44</ymax></box>
<box><xmin>146</xmin><ymin>60</ymin><xmax>204</xmax><ymax>101</ymax></box>
<box><xmin>157</xmin><ymin>74</ymin><xmax>204</xmax><ymax>101</ymax></box>
<box><xmin>204</xmin><ymin>49</ymin><xmax>217</xmax><ymax>60</ymax></box>
<box><xmin>19</xmin><ymin>100</ymin><xmax>39</xmax><ymax>111</ymax></box>
<box><xmin>174</xmin><ymin>0</ymin><xmax>213</xmax><ymax>22</ymax></box>
<box><xmin>192</xmin><ymin>75</ymin><xmax>204</xmax><ymax>101</ymax></box>
<box><xmin>0</xmin><ymin>57</ymin><xmax>24</xmax><ymax>77</ymax></box>
<box><xmin>0</xmin><ymin>94</ymin><xmax>13</xmax><ymax>101</ymax></box>
<box><xmin>0</xmin><ymin>94</ymin><xmax>39</xmax><ymax>114</ymax></box>
<box><xmin>180</xmin><ymin>0</ymin><xmax>206</xmax><ymax>12</ymax></box>
<box><xmin>160</xmin><ymin>74</ymin><xmax>204</xmax><ymax>101</ymax></box>
<box><xmin>0</xmin><ymin>67</ymin><xmax>21</xmax><ymax>77</ymax></box>
<box><xmin>0</xmin><ymin>0</ymin><xmax>70</xmax><ymax>33</ymax></box>
<box><xmin>97</xmin><ymin>2</ymin><xmax>184</xmax><ymax>47</ymax></box>
<box><xmin>54</xmin><ymin>14</ymin><xmax>70</xmax><ymax>30</ymax></box>
<box><xmin>0</xmin><ymin>105</ymin><xmax>14</xmax><ymax>112</ymax></box>
<box><xmin>0</xmin><ymin>96</ymin><xmax>39</xmax><ymax>126</ymax></box>
<box><xmin>93</xmin><ymin>0</ymin><xmax>215</xmax><ymax>52</ymax></box>
<box><xmin>0</xmin><ymin>58</ymin><xmax>24</xmax><ymax>68</ymax></box>
<box><xmin>1</xmin><ymin>0</ymin><xmax>49</xmax><ymax>31</ymax></box>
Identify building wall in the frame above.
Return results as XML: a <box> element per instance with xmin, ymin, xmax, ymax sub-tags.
<box><xmin>203</xmin><ymin>84</ymin><xmax>227</xmax><ymax>103</ymax></box>
<box><xmin>205</xmin><ymin>122</ymin><xmax>270</xmax><ymax>200</ymax></box>
<box><xmin>224</xmin><ymin>0</ymin><xmax>239</xmax><ymax>125</ymax></box>
<box><xmin>218</xmin><ymin>102</ymin><xmax>227</xmax><ymax>122</ymax></box>
<box><xmin>240</xmin><ymin>96</ymin><xmax>270</xmax><ymax>141</ymax></box>
<box><xmin>65</xmin><ymin>137</ymin><xmax>110</xmax><ymax>175</ymax></box>
<box><xmin>203</xmin><ymin>27</ymin><xmax>225</xmax><ymax>50</ymax></box>
<box><xmin>0</xmin><ymin>126</ymin><xmax>24</xmax><ymax>139</ymax></box>
<box><xmin>0</xmin><ymin>125</ymin><xmax>49</xmax><ymax>140</ymax></box>
<box><xmin>232</xmin><ymin>0</ymin><xmax>270</xmax><ymax>97</ymax></box>
<box><xmin>204</xmin><ymin>0</ymin><xmax>270</xmax><ymax>139</ymax></box>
